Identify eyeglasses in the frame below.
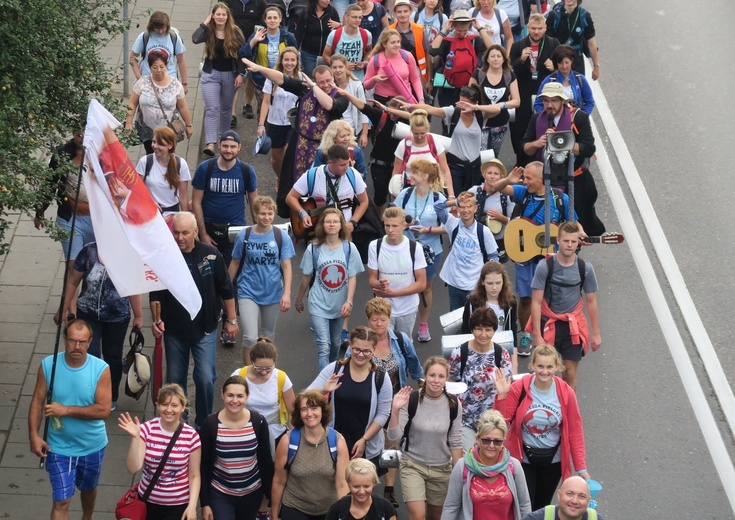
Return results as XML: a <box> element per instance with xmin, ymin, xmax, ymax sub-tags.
<box><xmin>479</xmin><ymin>438</ymin><xmax>504</xmax><ymax>447</ymax></box>
<box><xmin>252</xmin><ymin>365</ymin><xmax>275</xmax><ymax>373</ymax></box>
<box><xmin>67</xmin><ymin>339</ymin><xmax>91</xmax><ymax>347</ymax></box>
<box><xmin>352</xmin><ymin>347</ymin><xmax>374</xmax><ymax>357</ymax></box>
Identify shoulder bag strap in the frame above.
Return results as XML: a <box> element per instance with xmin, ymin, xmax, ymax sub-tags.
<box><xmin>140</xmin><ymin>422</ymin><xmax>184</xmax><ymax>501</ymax></box>
<box><xmin>149</xmin><ymin>76</ymin><xmax>174</xmax><ymax>125</ymax></box>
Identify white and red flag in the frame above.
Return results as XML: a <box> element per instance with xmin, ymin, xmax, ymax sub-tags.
<box><xmin>82</xmin><ymin>99</ymin><xmax>202</xmax><ymax>319</ymax></box>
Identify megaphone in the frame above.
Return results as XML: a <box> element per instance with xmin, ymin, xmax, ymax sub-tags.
<box><xmin>546</xmin><ymin>130</ymin><xmax>575</xmax><ymax>164</ymax></box>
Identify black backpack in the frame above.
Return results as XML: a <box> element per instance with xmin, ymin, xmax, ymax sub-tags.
<box><xmin>142</xmin><ymin>30</ymin><xmax>179</xmax><ymax>59</ymax></box>
<box><xmin>451</xmin><ymin>223</ymin><xmax>489</xmax><ymax>263</ymax></box>
<box><xmin>543</xmin><ymin>255</ymin><xmax>586</xmax><ymax>306</ymax></box>
<box><xmin>401</xmin><ymin>389</ymin><xmax>458</xmax><ymax>452</ymax></box>
<box><xmin>333</xmin><ymin>361</ymin><xmax>386</xmax><ymax>394</ymax></box>
<box><xmin>458</xmin><ymin>341</ymin><xmax>503</xmax><ymax>379</ymax></box>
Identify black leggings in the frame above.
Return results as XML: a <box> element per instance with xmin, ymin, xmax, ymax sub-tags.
<box><xmin>371</xmin><ymin>161</ymin><xmax>394</xmax><ymax>207</ymax></box>
<box><xmin>279</xmin><ymin>504</ymin><xmax>326</xmax><ymax>520</ymax></box>
<box><xmin>522</xmin><ymin>461</ymin><xmax>562</xmax><ymax>510</ymax></box>
<box><xmin>145</xmin><ymin>501</ymin><xmax>187</xmax><ymax>520</ymax></box>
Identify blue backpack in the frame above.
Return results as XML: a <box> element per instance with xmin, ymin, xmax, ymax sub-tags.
<box><xmin>286</xmin><ymin>427</ymin><xmax>338</xmax><ymax>470</ymax></box>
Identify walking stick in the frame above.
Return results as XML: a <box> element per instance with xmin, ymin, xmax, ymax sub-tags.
<box><xmin>40</xmin><ymin>148</ymin><xmax>86</xmax><ymax>469</ymax></box>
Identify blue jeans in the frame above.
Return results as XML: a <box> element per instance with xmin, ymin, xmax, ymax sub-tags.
<box><xmin>56</xmin><ymin>214</ymin><xmax>95</xmax><ymax>261</ymax></box>
<box><xmin>76</xmin><ymin>311</ymin><xmax>129</xmax><ymax>403</ymax></box>
<box><xmin>209</xmin><ymin>487</ymin><xmax>263</xmax><ymax>520</ymax></box>
<box><xmin>448</xmin><ymin>285</ymin><xmax>470</xmax><ymax>312</ymax></box>
<box><xmin>301</xmin><ymin>52</ymin><xmax>319</xmax><ymax>79</ymax></box>
<box><xmin>164</xmin><ymin>331</ymin><xmax>217</xmax><ymax>429</ymax></box>
<box><xmin>311</xmin><ymin>315</ymin><xmax>343</xmax><ymax>370</ymax></box>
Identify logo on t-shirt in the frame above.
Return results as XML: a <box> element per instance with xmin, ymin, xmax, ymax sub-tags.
<box><xmin>320</xmin><ymin>263</ymin><xmax>347</xmax><ymax>292</ymax></box>
<box><xmin>523</xmin><ymin>407</ymin><xmax>560</xmax><ymax>436</ymax></box>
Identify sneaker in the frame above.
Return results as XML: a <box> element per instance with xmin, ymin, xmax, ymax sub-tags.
<box><xmin>202</xmin><ymin>143</ymin><xmax>216</xmax><ymax>157</ymax></box>
<box><xmin>243</xmin><ymin>104</ymin><xmax>255</xmax><ymax>119</ymax></box>
<box><xmin>256</xmin><ymin>511</ymin><xmax>270</xmax><ymax>520</ymax></box>
<box><xmin>111</xmin><ymin>401</ymin><xmax>117</xmax><ymax>412</ymax></box>
<box><xmin>230</xmin><ymin>115</ymin><xmax>238</xmax><ymax>128</ymax></box>
<box><xmin>418</xmin><ymin>323</ymin><xmax>431</xmax><ymax>342</ymax></box>
<box><xmin>384</xmin><ymin>490</ymin><xmax>399</xmax><ymax>508</ymax></box>
<box><xmin>517</xmin><ymin>332</ymin><xmax>532</xmax><ymax>356</ymax></box>
<box><xmin>341</xmin><ymin>328</ymin><xmax>349</xmax><ymax>342</ymax></box>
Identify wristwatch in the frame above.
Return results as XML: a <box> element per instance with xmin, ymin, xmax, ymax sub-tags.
<box><xmin>227</xmin><ymin>319</ymin><xmax>238</xmax><ymax>325</ymax></box>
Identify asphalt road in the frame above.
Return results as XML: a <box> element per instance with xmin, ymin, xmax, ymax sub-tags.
<box><xmin>210</xmin><ymin>2</ymin><xmax>735</xmax><ymax>514</ymax></box>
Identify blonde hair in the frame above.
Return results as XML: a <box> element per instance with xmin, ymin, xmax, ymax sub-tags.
<box><xmin>330</xmin><ymin>53</ymin><xmax>359</xmax><ymax>82</ymax></box>
<box><xmin>319</xmin><ymin>120</ymin><xmax>357</xmax><ymax>152</ymax></box>
<box><xmin>476</xmin><ymin>409</ymin><xmax>507</xmax><ymax>438</ymax></box>
<box><xmin>157</xmin><ymin>383</ymin><xmax>187</xmax><ymax>411</ymax></box>
<box><xmin>529</xmin><ymin>344</ymin><xmax>565</xmax><ymax>372</ymax></box>
<box><xmin>346</xmin><ymin>458</ymin><xmax>379</xmax><ymax>484</ymax></box>
<box><xmin>365</xmin><ymin>297</ymin><xmax>392</xmax><ymax>319</ymax></box>
<box><xmin>410</xmin><ymin>158</ymin><xmax>444</xmax><ymax>191</ymax></box>
<box><xmin>472</xmin><ymin>0</ymin><xmax>496</xmax><ymax>9</ymax></box>
<box><xmin>382</xmin><ymin>206</ymin><xmax>406</xmax><ymax>222</ymax></box>
<box><xmin>409</xmin><ymin>109</ymin><xmax>430</xmax><ymax>131</ymax></box>
<box><xmin>252</xmin><ymin>195</ymin><xmax>277</xmax><ymax>214</ymax></box>
<box><xmin>369</xmin><ymin>29</ymin><xmax>401</xmax><ymax>60</ymax></box>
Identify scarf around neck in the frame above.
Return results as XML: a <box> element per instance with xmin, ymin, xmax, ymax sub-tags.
<box><xmin>464</xmin><ymin>445</ymin><xmax>510</xmax><ymax>479</ymax></box>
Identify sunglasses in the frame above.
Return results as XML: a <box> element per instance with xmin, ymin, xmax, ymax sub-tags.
<box><xmin>479</xmin><ymin>438</ymin><xmax>504</xmax><ymax>447</ymax></box>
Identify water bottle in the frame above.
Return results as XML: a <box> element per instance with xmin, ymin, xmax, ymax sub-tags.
<box><xmin>445</xmin><ymin>51</ymin><xmax>455</xmax><ymax>71</ymax></box>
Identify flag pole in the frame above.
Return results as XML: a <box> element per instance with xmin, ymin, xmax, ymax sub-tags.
<box><xmin>40</xmin><ymin>147</ymin><xmax>87</xmax><ymax>469</ymax></box>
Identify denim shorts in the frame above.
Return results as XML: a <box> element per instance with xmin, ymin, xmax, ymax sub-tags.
<box><xmin>46</xmin><ymin>447</ymin><xmax>105</xmax><ymax>501</ymax></box>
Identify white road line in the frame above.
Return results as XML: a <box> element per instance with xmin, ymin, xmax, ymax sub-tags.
<box><xmin>588</xmin><ymin>76</ymin><xmax>735</xmax><ymax>512</ymax></box>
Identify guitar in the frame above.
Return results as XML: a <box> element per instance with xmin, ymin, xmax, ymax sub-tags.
<box><xmin>504</xmin><ymin>218</ymin><xmax>625</xmax><ymax>263</ymax></box>
<box><xmin>290</xmin><ymin>196</ymin><xmax>353</xmax><ymax>240</ymax></box>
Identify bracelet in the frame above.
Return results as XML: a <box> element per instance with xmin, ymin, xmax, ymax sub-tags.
<box><xmin>500</xmin><ymin>101</ymin><xmax>507</xmax><ymax>110</ymax></box>
<box><xmin>349</xmin><ymin>219</ymin><xmax>358</xmax><ymax>228</ymax></box>
<box><xmin>347</xmin><ymin>301</ymin><xmax>353</xmax><ymax>307</ymax></box>
<box><xmin>593</xmin><ymin>64</ymin><xmax>600</xmax><ymax>67</ymax></box>
<box><xmin>438</xmin><ymin>31</ymin><xmax>446</xmax><ymax>37</ymax></box>
<box><xmin>182</xmin><ymin>82</ymin><xmax>188</xmax><ymax>86</ymax></box>
<box><xmin>258</xmin><ymin>125</ymin><xmax>266</xmax><ymax>129</ymax></box>
<box><xmin>186</xmin><ymin>124</ymin><xmax>193</xmax><ymax>128</ymax></box>
<box><xmin>428</xmin><ymin>227</ymin><xmax>432</xmax><ymax>234</ymax></box>
<box><xmin>362</xmin><ymin>436</ymin><xmax>369</xmax><ymax>443</ymax></box>
<box><xmin>298</xmin><ymin>210</ymin><xmax>308</xmax><ymax>218</ymax></box>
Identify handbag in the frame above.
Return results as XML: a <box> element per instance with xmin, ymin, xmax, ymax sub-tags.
<box><xmin>115</xmin><ymin>423</ymin><xmax>184</xmax><ymax>520</ymax></box>
<box><xmin>150</xmin><ymin>76</ymin><xmax>186</xmax><ymax>142</ymax></box>
<box><xmin>523</xmin><ymin>443</ymin><xmax>560</xmax><ymax>466</ymax></box>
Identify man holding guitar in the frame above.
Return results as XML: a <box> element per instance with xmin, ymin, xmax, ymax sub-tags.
<box><xmin>529</xmin><ymin>221</ymin><xmax>601</xmax><ymax>390</ymax></box>
<box><xmin>492</xmin><ymin>160</ymin><xmax>577</xmax><ymax>354</ymax></box>
<box><xmin>286</xmin><ymin>144</ymin><xmax>369</xmax><ymax>238</ymax></box>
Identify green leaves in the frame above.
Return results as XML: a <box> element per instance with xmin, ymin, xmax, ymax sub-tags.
<box><xmin>0</xmin><ymin>0</ymin><xmax>131</xmax><ymax>254</ymax></box>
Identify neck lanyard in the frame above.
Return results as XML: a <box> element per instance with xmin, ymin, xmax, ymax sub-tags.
<box><xmin>566</xmin><ymin>8</ymin><xmax>581</xmax><ymax>37</ymax></box>
<box><xmin>325</xmin><ymin>169</ymin><xmax>341</xmax><ymax>204</ymax></box>
<box><xmin>413</xmin><ymin>189</ymin><xmax>431</xmax><ymax>221</ymax></box>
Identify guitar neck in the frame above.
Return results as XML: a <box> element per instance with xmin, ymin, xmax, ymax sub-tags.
<box><xmin>551</xmin><ymin>236</ymin><xmax>604</xmax><ymax>245</ymax></box>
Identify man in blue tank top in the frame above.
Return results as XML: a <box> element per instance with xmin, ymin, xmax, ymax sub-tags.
<box><xmin>28</xmin><ymin>319</ymin><xmax>111</xmax><ymax>519</ymax></box>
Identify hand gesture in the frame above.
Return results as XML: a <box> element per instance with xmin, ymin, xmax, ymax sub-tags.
<box><xmin>280</xmin><ymin>293</ymin><xmax>291</xmax><ymax>313</ymax></box>
<box><xmin>372</xmin><ymin>74</ymin><xmax>389</xmax><ymax>84</ymax></box>
<box><xmin>590</xmin><ymin>333</ymin><xmax>602</xmax><ymax>352</ymax></box>
<box><xmin>240</xmin><ymin>57</ymin><xmax>259</xmax><ymax>73</ymax></box>
<box><xmin>294</xmin><ymin>300</ymin><xmax>305</xmax><ymax>314</ymax></box>
<box><xmin>252</xmin><ymin>27</ymin><xmax>267</xmax><ymax>44</ymax></box>
<box><xmin>358</xmin><ymin>131</ymin><xmax>368</xmax><ymax>148</ymax></box>
<box><xmin>204</xmin><ymin>13</ymin><xmax>213</xmax><ymax>25</ymax></box>
<box><xmin>118</xmin><ymin>412</ymin><xmax>142</xmax><ymax>438</ymax></box>
<box><xmin>392</xmin><ymin>386</ymin><xmax>412</xmax><ymax>412</ymax></box>
<box><xmin>328</xmin><ymin>19</ymin><xmax>342</xmax><ymax>30</ymax></box>
<box><xmin>486</xmin><ymin>209</ymin><xmax>503</xmax><ymax>221</ymax></box>
<box><xmin>507</xmin><ymin>166</ymin><xmax>524</xmax><ymax>183</ymax></box>
<box><xmin>494</xmin><ymin>367</ymin><xmax>511</xmax><ymax>398</ymax></box>
<box><xmin>340</xmin><ymin>301</ymin><xmax>353</xmax><ymax>318</ymax></box>
<box><xmin>544</xmin><ymin>58</ymin><xmax>554</xmax><ymax>71</ymax></box>
<box><xmin>455</xmin><ymin>100</ymin><xmax>475</xmax><ymax>112</ymax></box>
<box><xmin>152</xmin><ymin>320</ymin><xmax>165</xmax><ymax>338</ymax></box>
<box><xmin>323</xmin><ymin>372</ymin><xmax>343</xmax><ymax>393</ymax></box>
<box><xmin>351</xmin><ymin>436</ymin><xmax>366</xmax><ymax>459</ymax></box>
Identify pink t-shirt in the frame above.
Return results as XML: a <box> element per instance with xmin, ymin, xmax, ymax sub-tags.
<box><xmin>364</xmin><ymin>51</ymin><xmax>423</xmax><ymax>102</ymax></box>
<box><xmin>469</xmin><ymin>473</ymin><xmax>514</xmax><ymax>520</ymax></box>
<box><xmin>139</xmin><ymin>419</ymin><xmax>201</xmax><ymax>505</ymax></box>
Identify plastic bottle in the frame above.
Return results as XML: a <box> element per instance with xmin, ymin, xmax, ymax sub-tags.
<box><xmin>445</xmin><ymin>51</ymin><xmax>455</xmax><ymax>71</ymax></box>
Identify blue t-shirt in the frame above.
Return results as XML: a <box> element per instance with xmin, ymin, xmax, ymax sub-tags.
<box><xmin>131</xmin><ymin>31</ymin><xmax>187</xmax><ymax>78</ymax></box>
<box><xmin>394</xmin><ymin>187</ymin><xmax>446</xmax><ymax>255</ymax></box>
<box><xmin>42</xmin><ymin>353</ymin><xmax>109</xmax><ymax>457</ymax></box>
<box><xmin>300</xmin><ymin>241</ymin><xmax>364</xmax><ymax>318</ymax></box>
<box><xmin>232</xmin><ymin>227</ymin><xmax>296</xmax><ymax>305</ymax></box>
<box><xmin>522</xmin><ymin>378</ymin><xmax>562</xmax><ymax>464</ymax></box>
<box><xmin>326</xmin><ymin>28</ymin><xmax>368</xmax><ymax>81</ymax></box>
<box><xmin>511</xmin><ymin>185</ymin><xmax>574</xmax><ymax>224</ymax></box>
<box><xmin>266</xmin><ymin>33</ymin><xmax>281</xmax><ymax>68</ymax></box>
<box><xmin>192</xmin><ymin>159</ymin><xmax>258</xmax><ymax>225</ymax></box>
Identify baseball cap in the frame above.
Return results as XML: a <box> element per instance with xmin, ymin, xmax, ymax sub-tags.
<box><xmin>219</xmin><ymin>130</ymin><xmax>242</xmax><ymax>143</ymax></box>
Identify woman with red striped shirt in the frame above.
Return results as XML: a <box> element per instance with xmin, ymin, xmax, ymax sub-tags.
<box><xmin>119</xmin><ymin>383</ymin><xmax>201</xmax><ymax>520</ymax></box>
<box><xmin>200</xmin><ymin>375</ymin><xmax>274</xmax><ymax>520</ymax></box>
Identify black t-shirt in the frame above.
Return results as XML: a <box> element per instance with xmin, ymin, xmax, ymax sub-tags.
<box><xmin>333</xmin><ymin>364</ymin><xmax>372</xmax><ymax>452</ymax></box>
<box><xmin>280</xmin><ymin>76</ymin><xmax>350</xmax><ymax>121</ymax></box>
<box><xmin>212</xmin><ymin>38</ymin><xmax>234</xmax><ymax>71</ymax></box>
<box><xmin>361</xmin><ymin>104</ymin><xmax>400</xmax><ymax>163</ymax></box>
<box><xmin>325</xmin><ymin>495</ymin><xmax>397</xmax><ymax>520</ymax></box>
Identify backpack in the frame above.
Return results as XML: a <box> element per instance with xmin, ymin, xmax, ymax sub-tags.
<box><xmin>401</xmin><ymin>389</ymin><xmax>458</xmax><ymax>452</ymax></box>
<box><xmin>448</xmin><ymin>107</ymin><xmax>483</xmax><ymax>138</ymax></box>
<box><xmin>308</xmin><ymin>240</ymin><xmax>352</xmax><ymax>289</ymax></box>
<box><xmin>286</xmin><ymin>426</ymin><xmax>338</xmax><ymax>470</ymax></box>
<box><xmin>450</xmin><ymin>222</ymin><xmax>489</xmax><ymax>263</ymax></box>
<box><xmin>400</xmin><ymin>186</ymin><xmax>441</xmax><ymax>226</ymax></box>
<box><xmin>141</xmin><ymin>29</ymin><xmax>179</xmax><ymax>60</ymax></box>
<box><xmin>233</xmin><ymin>225</ymin><xmax>285</xmax><ymax>285</ymax></box>
<box><xmin>458</xmin><ymin>341</ymin><xmax>503</xmax><ymax>378</ymax></box>
<box><xmin>510</xmin><ymin>187</ymin><xmax>565</xmax><ymax>222</ymax></box>
<box><xmin>305</xmin><ymin>165</ymin><xmax>358</xmax><ymax>200</ymax></box>
<box><xmin>237</xmin><ymin>366</ymin><xmax>289</xmax><ymax>425</ymax></box>
<box><xmin>544</xmin><ymin>505</ymin><xmax>597</xmax><ymax>520</ymax></box>
<box><xmin>374</xmin><ymin>236</ymin><xmax>420</xmax><ymax>282</ymax></box>
<box><xmin>473</xmin><ymin>69</ymin><xmax>514</xmax><ymax>106</ymax></box>
<box><xmin>399</xmin><ymin>134</ymin><xmax>439</xmax><ymax>177</ymax></box>
<box><xmin>203</xmin><ymin>158</ymin><xmax>251</xmax><ymax>193</ymax></box>
<box><xmin>373</xmin><ymin>49</ymin><xmax>410</xmax><ymax>71</ymax></box>
<box><xmin>474</xmin><ymin>187</ymin><xmax>509</xmax><ymax>224</ymax></box>
<box><xmin>414</xmin><ymin>10</ymin><xmax>447</xmax><ymax>28</ymax></box>
<box><xmin>543</xmin><ymin>255</ymin><xmax>587</xmax><ymax>307</ymax></box>
<box><xmin>143</xmin><ymin>154</ymin><xmax>182</xmax><ymax>197</ymax></box>
<box><xmin>333</xmin><ymin>361</ymin><xmax>387</xmax><ymax>395</ymax></box>
<box><xmin>332</xmin><ymin>26</ymin><xmax>370</xmax><ymax>54</ymax></box>
<box><xmin>550</xmin><ymin>3</ymin><xmax>590</xmax><ymax>56</ymax></box>
<box><xmin>443</xmin><ymin>35</ymin><xmax>478</xmax><ymax>88</ymax></box>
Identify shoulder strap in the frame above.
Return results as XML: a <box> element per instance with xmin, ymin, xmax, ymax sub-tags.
<box><xmin>142</xmin><ymin>32</ymin><xmax>149</xmax><ymax>53</ymax></box>
<box><xmin>587</xmin><ymin>508</ymin><xmax>597</xmax><ymax>520</ymax></box>
<box><xmin>333</xmin><ymin>26</ymin><xmax>344</xmax><ymax>49</ymax></box>
<box><xmin>408</xmin><ymin>238</ymin><xmax>417</xmax><ymax>281</ymax></box>
<box><xmin>395</xmin><ymin>331</ymin><xmax>408</xmax><ymax>358</ymax></box>
<box><xmin>543</xmin><ymin>255</ymin><xmax>555</xmax><ymax>305</ymax></box>
<box><xmin>459</xmin><ymin>341</ymin><xmax>469</xmax><ymax>378</ymax></box>
<box><xmin>374</xmin><ymin>366</ymin><xmax>386</xmax><ymax>394</ymax></box>
<box><xmin>401</xmin><ymin>390</ymin><xmax>420</xmax><ymax>452</ymax></box>
<box><xmin>400</xmin><ymin>49</ymin><xmax>410</xmax><ymax>63</ymax></box>
<box><xmin>144</xmin><ymin>154</ymin><xmax>154</xmax><ymax>181</ymax></box>
<box><xmin>449</xmin><ymin>107</ymin><xmax>462</xmax><ymax>137</ymax></box>
<box><xmin>141</xmin><ymin>423</ymin><xmax>184</xmax><ymax>501</ymax></box>
<box><xmin>500</xmin><ymin>193</ymin><xmax>508</xmax><ymax>216</ymax></box>
<box><xmin>285</xmin><ymin>428</ymin><xmax>301</xmax><ymax>471</ymax></box>
<box><xmin>345</xmin><ymin>167</ymin><xmax>357</xmax><ymax>193</ymax></box>
<box><xmin>277</xmin><ymin>368</ymin><xmax>288</xmax><ymax>425</ymax></box>
<box><xmin>578</xmin><ymin>256</ymin><xmax>586</xmax><ymax>291</ymax></box>
<box><xmin>544</xmin><ymin>505</ymin><xmax>556</xmax><ymax>520</ymax></box>
<box><xmin>493</xmin><ymin>343</ymin><xmax>502</xmax><ymax>368</ymax></box>
<box><xmin>205</xmin><ymin>158</ymin><xmax>217</xmax><ymax>192</ymax></box>
<box><xmin>326</xmin><ymin>427</ymin><xmax>339</xmax><ymax>466</ymax></box>
<box><xmin>476</xmin><ymin>222</ymin><xmax>488</xmax><ymax>263</ymax></box>
<box><xmin>471</xmin><ymin>7</ymin><xmax>479</xmax><ymax>18</ymax></box>
<box><xmin>306</xmin><ymin>166</ymin><xmax>318</xmax><ymax>196</ymax></box>
<box><xmin>360</xmin><ymin>28</ymin><xmax>369</xmax><ymax>49</ymax></box>
<box><xmin>342</xmin><ymin>240</ymin><xmax>351</xmax><ymax>266</ymax></box>
<box><xmin>274</xmin><ymin>226</ymin><xmax>283</xmax><ymax>261</ymax></box>
<box><xmin>400</xmin><ymin>186</ymin><xmax>415</xmax><ymax>209</ymax></box>
<box><xmin>237</xmin><ymin>365</ymin><xmax>249</xmax><ymax>378</ymax></box>
<box><xmin>308</xmin><ymin>244</ymin><xmax>319</xmax><ymax>289</ymax></box>
<box><xmin>451</xmin><ymin>225</ymin><xmax>459</xmax><ymax>245</ymax></box>
<box><xmin>171</xmin><ymin>31</ymin><xmax>178</xmax><ymax>57</ymax></box>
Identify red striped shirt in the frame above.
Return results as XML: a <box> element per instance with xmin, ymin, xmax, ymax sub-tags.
<box><xmin>139</xmin><ymin>418</ymin><xmax>201</xmax><ymax>506</ymax></box>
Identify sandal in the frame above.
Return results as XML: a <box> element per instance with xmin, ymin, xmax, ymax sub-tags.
<box><xmin>202</xmin><ymin>143</ymin><xmax>216</xmax><ymax>157</ymax></box>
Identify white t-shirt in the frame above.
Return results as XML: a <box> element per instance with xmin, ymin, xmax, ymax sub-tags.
<box><xmin>263</xmin><ymin>78</ymin><xmax>301</xmax><ymax>126</ymax></box>
<box><xmin>468</xmin><ymin>185</ymin><xmax>515</xmax><ymax>239</ymax></box>
<box><xmin>473</xmin><ymin>9</ymin><xmax>509</xmax><ymax>46</ymax></box>
<box><xmin>440</xmin><ymin>218</ymin><xmax>499</xmax><ymax>290</ymax></box>
<box><xmin>292</xmin><ymin>165</ymin><xmax>367</xmax><ymax>222</ymax></box>
<box><xmin>230</xmin><ymin>368</ymin><xmax>293</xmax><ymax>435</ymax></box>
<box><xmin>394</xmin><ymin>138</ymin><xmax>446</xmax><ymax>173</ymax></box>
<box><xmin>368</xmin><ymin>236</ymin><xmax>427</xmax><ymax>317</ymax></box>
<box><xmin>136</xmin><ymin>155</ymin><xmax>191</xmax><ymax>212</ymax></box>
<box><xmin>132</xmin><ymin>76</ymin><xmax>185</xmax><ymax>132</ymax></box>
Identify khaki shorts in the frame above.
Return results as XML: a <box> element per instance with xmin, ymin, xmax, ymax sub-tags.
<box><xmin>400</xmin><ymin>457</ymin><xmax>453</xmax><ymax>506</ymax></box>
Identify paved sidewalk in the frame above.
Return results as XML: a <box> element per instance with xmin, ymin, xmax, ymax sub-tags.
<box><xmin>0</xmin><ymin>0</ymin><xmax>215</xmax><ymax>517</ymax></box>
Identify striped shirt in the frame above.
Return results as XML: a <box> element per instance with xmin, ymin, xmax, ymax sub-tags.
<box><xmin>212</xmin><ymin>421</ymin><xmax>262</xmax><ymax>496</ymax></box>
<box><xmin>138</xmin><ymin>418</ymin><xmax>201</xmax><ymax>506</ymax></box>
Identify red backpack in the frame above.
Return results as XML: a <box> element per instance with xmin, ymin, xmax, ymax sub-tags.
<box><xmin>444</xmin><ymin>35</ymin><xmax>478</xmax><ymax>88</ymax></box>
<box><xmin>332</xmin><ymin>26</ymin><xmax>370</xmax><ymax>53</ymax></box>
